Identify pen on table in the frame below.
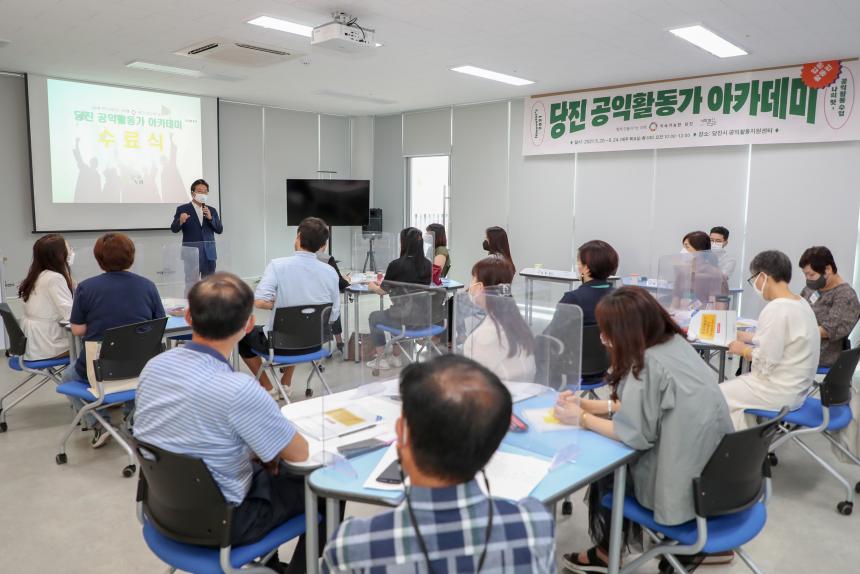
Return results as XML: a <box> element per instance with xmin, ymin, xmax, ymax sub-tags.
<box><xmin>338</xmin><ymin>423</ymin><xmax>379</xmax><ymax>438</ymax></box>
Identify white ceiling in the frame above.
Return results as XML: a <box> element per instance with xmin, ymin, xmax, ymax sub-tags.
<box><xmin>1</xmin><ymin>0</ymin><xmax>859</xmax><ymax>116</ymax></box>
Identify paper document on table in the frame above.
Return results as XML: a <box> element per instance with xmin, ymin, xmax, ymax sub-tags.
<box><xmin>293</xmin><ymin>404</ymin><xmax>377</xmax><ymax>441</ymax></box>
<box><xmin>505</xmin><ymin>382</ymin><xmax>551</xmax><ymax>403</ymax></box>
<box><xmin>479</xmin><ymin>450</ymin><xmax>551</xmax><ymax>501</ymax></box>
<box><xmin>522</xmin><ymin>407</ymin><xmax>570</xmax><ymax>432</ymax></box>
<box><xmin>363</xmin><ymin>444</ymin><xmax>405</xmax><ymax>491</ymax></box>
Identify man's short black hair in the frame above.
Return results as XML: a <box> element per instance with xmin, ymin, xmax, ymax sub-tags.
<box><xmin>750</xmin><ymin>250</ymin><xmax>792</xmax><ymax>283</ymax></box>
<box><xmin>190</xmin><ymin>179</ymin><xmax>209</xmax><ymax>193</ymax></box>
<box><xmin>799</xmin><ymin>246</ymin><xmax>838</xmax><ymax>275</ymax></box>
<box><xmin>298</xmin><ymin>217</ymin><xmax>330</xmax><ymax>252</ymax></box>
<box><xmin>399</xmin><ymin>355</ymin><xmax>512</xmax><ymax>483</ymax></box>
<box><xmin>187</xmin><ymin>272</ymin><xmax>253</xmax><ymax>340</ymax></box>
<box><xmin>710</xmin><ymin>226</ymin><xmax>730</xmax><ymax>241</ymax></box>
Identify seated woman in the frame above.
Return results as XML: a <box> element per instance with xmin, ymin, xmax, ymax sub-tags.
<box><xmin>63</xmin><ymin>232</ymin><xmax>166</xmax><ymax>448</ymax></box>
<box><xmin>426</xmin><ymin>223</ymin><xmax>451</xmax><ymax>281</ymax></box>
<box><xmin>482</xmin><ymin>225</ymin><xmax>515</xmax><ymax>273</ymax></box>
<box><xmin>721</xmin><ymin>250</ymin><xmax>820</xmax><ymax>430</ymax></box>
<box><xmin>367</xmin><ymin>227</ymin><xmax>433</xmax><ymax>370</ymax></box>
<box><xmin>560</xmin><ymin>240</ymin><xmax>618</xmax><ymax>324</ymax></box>
<box><xmin>317</xmin><ymin>246</ymin><xmax>351</xmax><ymax>355</ymax></box>
<box><xmin>672</xmin><ymin>231</ymin><xmax>729</xmax><ymax>312</ymax></box>
<box><xmin>463</xmin><ymin>257</ymin><xmax>536</xmax><ymax>382</ymax></box>
<box><xmin>799</xmin><ymin>246</ymin><xmax>860</xmax><ymax>367</ymax></box>
<box><xmin>554</xmin><ymin>286</ymin><xmax>733</xmax><ymax>573</ymax></box>
<box><xmin>18</xmin><ymin>234</ymin><xmax>75</xmax><ymax>360</ymax></box>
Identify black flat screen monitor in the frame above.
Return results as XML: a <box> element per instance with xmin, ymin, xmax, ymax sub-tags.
<box><xmin>286</xmin><ymin>179</ymin><xmax>370</xmax><ymax>226</ymax></box>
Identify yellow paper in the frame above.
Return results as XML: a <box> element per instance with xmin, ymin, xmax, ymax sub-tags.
<box><xmin>543</xmin><ymin>410</ymin><xmax>561</xmax><ymax>425</ymax></box>
<box><xmin>326</xmin><ymin>408</ymin><xmax>365</xmax><ymax>427</ymax></box>
<box><xmin>699</xmin><ymin>313</ymin><xmax>716</xmax><ymax>341</ymax></box>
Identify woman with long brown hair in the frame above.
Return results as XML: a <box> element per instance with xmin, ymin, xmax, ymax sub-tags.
<box><xmin>482</xmin><ymin>226</ymin><xmax>515</xmax><ymax>272</ymax></box>
<box><xmin>554</xmin><ymin>286</ymin><xmax>733</xmax><ymax>573</ymax></box>
<box><xmin>18</xmin><ymin>234</ymin><xmax>75</xmax><ymax>360</ymax></box>
<box><xmin>462</xmin><ymin>256</ymin><xmax>535</xmax><ymax>381</ymax></box>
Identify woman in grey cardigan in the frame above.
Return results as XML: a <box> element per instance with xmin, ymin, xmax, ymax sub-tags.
<box><xmin>799</xmin><ymin>246</ymin><xmax>860</xmax><ymax>367</ymax></box>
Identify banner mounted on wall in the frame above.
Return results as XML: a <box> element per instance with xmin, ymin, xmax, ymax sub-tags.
<box><xmin>523</xmin><ymin>59</ymin><xmax>859</xmax><ymax>156</ymax></box>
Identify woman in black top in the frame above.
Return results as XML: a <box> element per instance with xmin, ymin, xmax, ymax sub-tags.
<box><xmin>367</xmin><ymin>228</ymin><xmax>433</xmax><ymax>369</ymax></box>
<box><xmin>483</xmin><ymin>226</ymin><xmax>515</xmax><ymax>273</ymax></box>
<box><xmin>317</xmin><ymin>248</ymin><xmax>351</xmax><ymax>354</ymax></box>
<box><xmin>559</xmin><ymin>240</ymin><xmax>618</xmax><ymax>324</ymax></box>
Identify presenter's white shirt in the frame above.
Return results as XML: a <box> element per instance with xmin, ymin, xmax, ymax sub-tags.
<box><xmin>21</xmin><ymin>270</ymin><xmax>73</xmax><ymax>360</ymax></box>
<box><xmin>192</xmin><ymin>202</ymin><xmax>204</xmax><ymax>226</ymax></box>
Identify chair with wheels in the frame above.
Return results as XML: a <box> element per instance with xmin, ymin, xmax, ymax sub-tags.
<box><xmin>746</xmin><ymin>346</ymin><xmax>860</xmax><ymax>515</ymax></box>
<box><xmin>252</xmin><ymin>304</ymin><xmax>333</xmax><ymax>402</ymax></box>
<box><xmin>55</xmin><ymin>316</ymin><xmax>167</xmax><ymax>477</ymax></box>
<box><xmin>372</xmin><ymin>285</ymin><xmax>447</xmax><ymax>376</ymax></box>
<box><xmin>134</xmin><ymin>439</ymin><xmax>313</xmax><ymax>574</ymax></box>
<box><xmin>602</xmin><ymin>408</ymin><xmax>788</xmax><ymax>574</ymax></box>
<box><xmin>0</xmin><ymin>303</ymin><xmax>69</xmax><ymax>432</ymax></box>
<box><xmin>579</xmin><ymin>324</ymin><xmax>610</xmax><ymax>399</ymax></box>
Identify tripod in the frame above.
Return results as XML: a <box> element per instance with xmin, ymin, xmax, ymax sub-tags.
<box><xmin>362</xmin><ymin>236</ymin><xmax>378</xmax><ymax>272</ymax></box>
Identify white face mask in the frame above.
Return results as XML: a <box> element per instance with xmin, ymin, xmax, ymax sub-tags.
<box><xmin>680</xmin><ymin>248</ymin><xmax>689</xmax><ymax>254</ymax></box>
<box><xmin>193</xmin><ymin>193</ymin><xmax>207</xmax><ymax>204</ymax></box>
<box><xmin>711</xmin><ymin>242</ymin><xmax>724</xmax><ymax>251</ymax></box>
<box><xmin>67</xmin><ymin>251</ymin><xmax>75</xmax><ymax>266</ymax></box>
<box><xmin>753</xmin><ymin>273</ymin><xmax>768</xmax><ymax>300</ymax></box>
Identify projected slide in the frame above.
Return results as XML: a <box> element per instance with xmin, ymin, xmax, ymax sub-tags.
<box><xmin>46</xmin><ymin>79</ymin><xmax>202</xmax><ymax>204</ymax></box>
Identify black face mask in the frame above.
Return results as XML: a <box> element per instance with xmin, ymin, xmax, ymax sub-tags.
<box><xmin>482</xmin><ymin>239</ymin><xmax>490</xmax><ymax>252</ymax></box>
<box><xmin>806</xmin><ymin>275</ymin><xmax>827</xmax><ymax>291</ymax></box>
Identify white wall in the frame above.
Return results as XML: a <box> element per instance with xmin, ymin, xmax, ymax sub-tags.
<box><xmin>0</xmin><ymin>74</ymin><xmax>374</xmax><ymax>291</ymax></box>
<box><xmin>372</xmin><ymin>98</ymin><xmax>860</xmax><ymax>323</ymax></box>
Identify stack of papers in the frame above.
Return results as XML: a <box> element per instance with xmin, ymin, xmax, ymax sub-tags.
<box><xmin>293</xmin><ymin>404</ymin><xmax>377</xmax><ymax>441</ymax></box>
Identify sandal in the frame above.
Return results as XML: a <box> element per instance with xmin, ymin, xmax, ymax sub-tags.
<box><xmin>562</xmin><ymin>547</ymin><xmax>609</xmax><ymax>573</ymax></box>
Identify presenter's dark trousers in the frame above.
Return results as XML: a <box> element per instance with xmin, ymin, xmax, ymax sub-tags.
<box><xmin>200</xmin><ymin>257</ymin><xmax>216</xmax><ymax>278</ymax></box>
<box><xmin>231</xmin><ymin>462</ymin><xmax>343</xmax><ymax>573</ymax></box>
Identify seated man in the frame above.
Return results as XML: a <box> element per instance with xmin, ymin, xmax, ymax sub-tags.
<box><xmin>239</xmin><ymin>216</ymin><xmax>341</xmax><ymax>395</ymax></box>
<box><xmin>322</xmin><ymin>355</ymin><xmax>556</xmax><ymax>573</ymax></box>
<box><xmin>134</xmin><ymin>273</ymin><xmax>315</xmax><ymax>570</ymax></box>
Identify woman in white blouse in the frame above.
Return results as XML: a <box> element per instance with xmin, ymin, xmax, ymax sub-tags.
<box><xmin>18</xmin><ymin>234</ymin><xmax>75</xmax><ymax>360</ymax></box>
<box><xmin>721</xmin><ymin>250</ymin><xmax>820</xmax><ymax>430</ymax></box>
<box><xmin>463</xmin><ymin>257</ymin><xmax>536</xmax><ymax>382</ymax></box>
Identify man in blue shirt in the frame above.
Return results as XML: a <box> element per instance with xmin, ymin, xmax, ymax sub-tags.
<box><xmin>135</xmin><ymin>272</ymin><xmax>316</xmax><ymax>570</ymax></box>
<box><xmin>322</xmin><ymin>355</ymin><xmax>556</xmax><ymax>573</ymax></box>
<box><xmin>170</xmin><ymin>178</ymin><xmax>223</xmax><ymax>278</ymax></box>
<box><xmin>239</xmin><ymin>217</ymin><xmax>340</xmax><ymax>396</ymax></box>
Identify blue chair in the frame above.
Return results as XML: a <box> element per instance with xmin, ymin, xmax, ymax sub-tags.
<box><xmin>135</xmin><ymin>439</ymin><xmax>315</xmax><ymax>574</ymax></box>
<box><xmin>0</xmin><ymin>303</ymin><xmax>69</xmax><ymax>432</ymax></box>
<box><xmin>55</xmin><ymin>317</ymin><xmax>167</xmax><ymax>477</ymax></box>
<box><xmin>253</xmin><ymin>304</ymin><xmax>333</xmax><ymax>402</ymax></box>
<box><xmin>602</xmin><ymin>408</ymin><xmax>788</xmax><ymax>574</ymax></box>
<box><xmin>746</xmin><ymin>347</ymin><xmax>860</xmax><ymax>515</ymax></box>
<box><xmin>372</xmin><ymin>285</ymin><xmax>448</xmax><ymax>376</ymax></box>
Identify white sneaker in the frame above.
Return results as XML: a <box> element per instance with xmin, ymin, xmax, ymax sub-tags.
<box><xmin>367</xmin><ymin>356</ymin><xmax>396</xmax><ymax>370</ymax></box>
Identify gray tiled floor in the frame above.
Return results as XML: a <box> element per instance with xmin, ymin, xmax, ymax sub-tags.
<box><xmin>1</xmin><ymin>349</ymin><xmax>859</xmax><ymax>573</ymax></box>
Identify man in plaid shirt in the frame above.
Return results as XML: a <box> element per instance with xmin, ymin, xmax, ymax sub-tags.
<box><xmin>322</xmin><ymin>355</ymin><xmax>556</xmax><ymax>573</ymax></box>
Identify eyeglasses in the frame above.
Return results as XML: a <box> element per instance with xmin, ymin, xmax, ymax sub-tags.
<box><xmin>746</xmin><ymin>273</ymin><xmax>759</xmax><ymax>287</ymax></box>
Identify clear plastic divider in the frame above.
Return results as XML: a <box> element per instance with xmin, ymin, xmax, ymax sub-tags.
<box><xmin>656</xmin><ymin>252</ymin><xmax>730</xmax><ymax>329</ymax></box>
<box><xmin>351</xmin><ymin>231</ymin><xmax>396</xmax><ymax>276</ymax></box>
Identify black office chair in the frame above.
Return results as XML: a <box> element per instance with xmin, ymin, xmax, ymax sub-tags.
<box><xmin>0</xmin><ymin>303</ymin><xmax>69</xmax><ymax>432</ymax></box>
<box><xmin>580</xmin><ymin>324</ymin><xmax>610</xmax><ymax>399</ymax></box>
<box><xmin>603</xmin><ymin>408</ymin><xmax>788</xmax><ymax>574</ymax></box>
<box><xmin>747</xmin><ymin>347</ymin><xmax>860</xmax><ymax>515</ymax></box>
<box><xmin>252</xmin><ymin>304</ymin><xmax>333</xmax><ymax>401</ymax></box>
<box><xmin>55</xmin><ymin>316</ymin><xmax>167</xmax><ymax>477</ymax></box>
<box><xmin>134</xmin><ymin>439</ymin><xmax>310</xmax><ymax>573</ymax></box>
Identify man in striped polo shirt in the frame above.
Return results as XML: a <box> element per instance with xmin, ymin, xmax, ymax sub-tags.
<box><xmin>135</xmin><ymin>272</ymin><xmax>314</xmax><ymax>571</ymax></box>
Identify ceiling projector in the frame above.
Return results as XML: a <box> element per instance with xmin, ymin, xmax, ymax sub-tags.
<box><xmin>312</xmin><ymin>12</ymin><xmax>376</xmax><ymax>52</ymax></box>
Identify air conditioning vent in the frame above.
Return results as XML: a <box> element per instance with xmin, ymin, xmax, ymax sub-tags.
<box><xmin>175</xmin><ymin>37</ymin><xmax>301</xmax><ymax>67</ymax></box>
<box><xmin>234</xmin><ymin>43</ymin><xmax>289</xmax><ymax>56</ymax></box>
<box><xmin>188</xmin><ymin>42</ymin><xmax>220</xmax><ymax>55</ymax></box>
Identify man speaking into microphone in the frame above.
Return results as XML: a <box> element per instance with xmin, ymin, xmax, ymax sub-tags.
<box><xmin>170</xmin><ymin>179</ymin><xmax>223</xmax><ymax>278</ymax></box>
